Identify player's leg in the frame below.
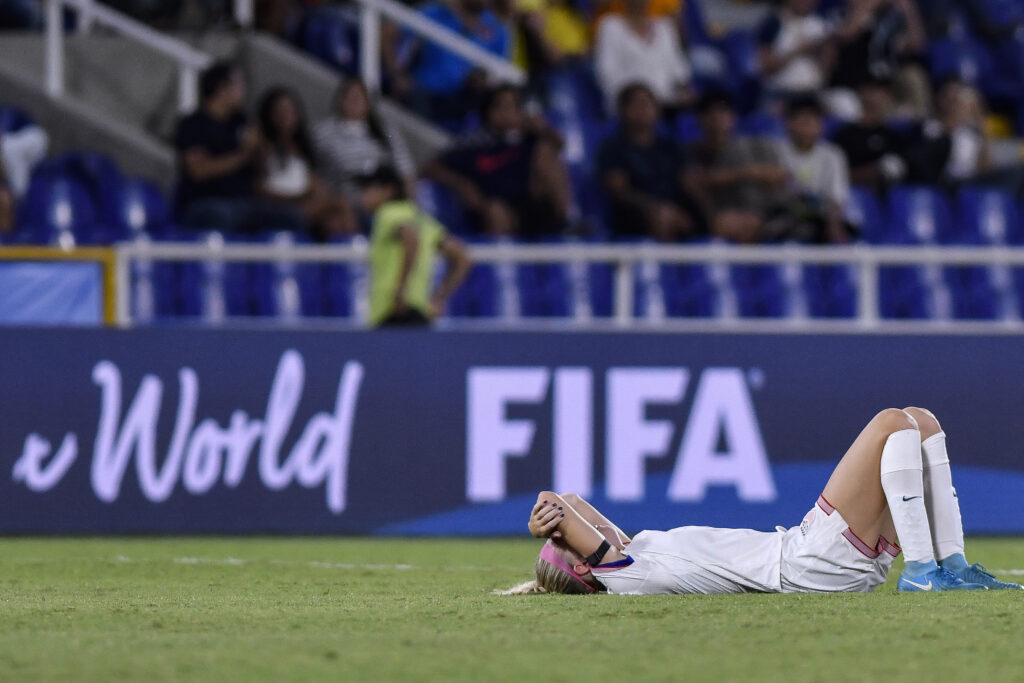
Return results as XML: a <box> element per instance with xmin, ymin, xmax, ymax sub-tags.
<box><xmin>821</xmin><ymin>408</ymin><xmax>983</xmax><ymax>591</ymax></box>
<box><xmin>905</xmin><ymin>407</ymin><xmax>1023</xmax><ymax>590</ymax></box>
<box><xmin>820</xmin><ymin>409</ymin><xmax>916</xmax><ymax>547</ymax></box>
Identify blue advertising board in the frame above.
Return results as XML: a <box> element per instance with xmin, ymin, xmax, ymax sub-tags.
<box><xmin>0</xmin><ymin>328</ymin><xmax>1021</xmax><ymax>534</ymax></box>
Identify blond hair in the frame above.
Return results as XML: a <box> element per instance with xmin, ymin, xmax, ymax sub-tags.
<box><xmin>497</xmin><ymin>556</ymin><xmax>604</xmax><ymax>595</ymax></box>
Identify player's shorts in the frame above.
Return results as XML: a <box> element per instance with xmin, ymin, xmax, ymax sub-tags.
<box><xmin>779</xmin><ymin>495</ymin><xmax>900</xmax><ymax>593</ymax></box>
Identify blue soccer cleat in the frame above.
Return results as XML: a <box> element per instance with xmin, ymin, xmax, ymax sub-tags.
<box><xmin>897</xmin><ymin>566</ymin><xmax>987</xmax><ymax>592</ymax></box>
<box><xmin>955</xmin><ymin>564</ymin><xmax>1024</xmax><ymax>590</ymax></box>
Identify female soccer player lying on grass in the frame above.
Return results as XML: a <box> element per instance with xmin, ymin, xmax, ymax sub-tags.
<box><xmin>511</xmin><ymin>407</ymin><xmax>1022</xmax><ymax>594</ymax></box>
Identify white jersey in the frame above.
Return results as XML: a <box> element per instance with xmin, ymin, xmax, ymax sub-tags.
<box><xmin>594</xmin><ymin>497</ymin><xmax>897</xmax><ymax>595</ymax></box>
<box><xmin>594</xmin><ymin>526</ymin><xmax>784</xmax><ymax>594</ymax></box>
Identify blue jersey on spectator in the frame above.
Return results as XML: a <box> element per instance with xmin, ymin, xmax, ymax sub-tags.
<box><xmin>413</xmin><ymin>3</ymin><xmax>510</xmax><ymax>95</ymax></box>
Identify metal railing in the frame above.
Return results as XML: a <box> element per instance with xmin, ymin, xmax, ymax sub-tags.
<box><xmin>112</xmin><ymin>240</ymin><xmax>1024</xmax><ymax>331</ymax></box>
<box><xmin>44</xmin><ymin>0</ymin><xmax>213</xmax><ymax>113</ymax></box>
<box><xmin>353</xmin><ymin>0</ymin><xmax>527</xmax><ymax>94</ymax></box>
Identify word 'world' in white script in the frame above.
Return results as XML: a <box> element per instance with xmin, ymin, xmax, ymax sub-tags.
<box><xmin>12</xmin><ymin>350</ymin><xmax>363</xmax><ymax>514</ymax></box>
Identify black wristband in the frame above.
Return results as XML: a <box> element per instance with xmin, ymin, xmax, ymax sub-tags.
<box><xmin>584</xmin><ymin>539</ymin><xmax>611</xmax><ymax>567</ymax></box>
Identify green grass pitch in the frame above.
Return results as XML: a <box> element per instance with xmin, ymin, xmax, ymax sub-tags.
<box><xmin>1</xmin><ymin>537</ymin><xmax>1023</xmax><ymax>682</ymax></box>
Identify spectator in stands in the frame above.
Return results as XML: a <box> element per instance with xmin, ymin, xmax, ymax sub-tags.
<box><xmin>359</xmin><ymin>167</ymin><xmax>472</xmax><ymax>327</ymax></box>
<box><xmin>685</xmin><ymin>91</ymin><xmax>787</xmax><ymax>244</ymax></box>
<box><xmin>772</xmin><ymin>95</ymin><xmax>854</xmax><ymax>243</ymax></box>
<box><xmin>313</xmin><ymin>79</ymin><xmax>417</xmax><ymax>201</ymax></box>
<box><xmin>829</xmin><ymin>0</ymin><xmax>930</xmax><ymax>120</ymax></box>
<box><xmin>903</xmin><ymin>80</ymin><xmax>1016</xmax><ymax>191</ymax></box>
<box><xmin>175</xmin><ymin>62</ymin><xmax>305</xmax><ymax>234</ymax></box>
<box><xmin>0</xmin><ymin>121</ymin><xmax>48</xmax><ymax>233</ymax></box>
<box><xmin>513</xmin><ymin>0</ymin><xmax>591</xmax><ymax>77</ymax></box>
<box><xmin>384</xmin><ymin>0</ymin><xmax>510</xmax><ymax>125</ymax></box>
<box><xmin>594</xmin><ymin>0</ymin><xmax>694</xmax><ymax>116</ymax></box>
<box><xmin>424</xmin><ymin>84</ymin><xmax>574</xmax><ymax>238</ymax></box>
<box><xmin>256</xmin><ymin>88</ymin><xmax>355</xmax><ymax>240</ymax></box>
<box><xmin>831</xmin><ymin>76</ymin><xmax>911</xmax><ymax>195</ymax></box>
<box><xmin>756</xmin><ymin>0</ymin><xmax>836</xmax><ymax>102</ymax></box>
<box><xmin>598</xmin><ymin>83</ymin><xmax>702</xmax><ymax>241</ymax></box>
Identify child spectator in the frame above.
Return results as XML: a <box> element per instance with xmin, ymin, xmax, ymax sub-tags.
<box><xmin>313</xmin><ymin>79</ymin><xmax>417</xmax><ymax>200</ymax></box>
<box><xmin>685</xmin><ymin>91</ymin><xmax>787</xmax><ymax>243</ymax></box>
<box><xmin>597</xmin><ymin>83</ymin><xmax>702</xmax><ymax>241</ymax></box>
<box><xmin>359</xmin><ymin>167</ymin><xmax>472</xmax><ymax>327</ymax></box>
<box><xmin>756</xmin><ymin>0</ymin><xmax>836</xmax><ymax>101</ymax></box>
<box><xmin>831</xmin><ymin>76</ymin><xmax>911</xmax><ymax>194</ymax></box>
<box><xmin>384</xmin><ymin>0</ymin><xmax>510</xmax><ymax>125</ymax></box>
<box><xmin>424</xmin><ymin>84</ymin><xmax>574</xmax><ymax>238</ymax></box>
<box><xmin>256</xmin><ymin>88</ymin><xmax>355</xmax><ymax>240</ymax></box>
<box><xmin>772</xmin><ymin>95</ymin><xmax>854</xmax><ymax>243</ymax></box>
<box><xmin>175</xmin><ymin>62</ymin><xmax>304</xmax><ymax>234</ymax></box>
<box><xmin>594</xmin><ymin>0</ymin><xmax>694</xmax><ymax>115</ymax></box>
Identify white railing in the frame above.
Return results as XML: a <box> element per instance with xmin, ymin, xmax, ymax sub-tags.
<box><xmin>353</xmin><ymin>0</ymin><xmax>527</xmax><ymax>94</ymax></box>
<box><xmin>113</xmin><ymin>241</ymin><xmax>1024</xmax><ymax>332</ymax></box>
<box><xmin>45</xmin><ymin>0</ymin><xmax>213</xmax><ymax>113</ymax></box>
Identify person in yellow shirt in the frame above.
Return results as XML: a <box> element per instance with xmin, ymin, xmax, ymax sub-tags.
<box><xmin>359</xmin><ymin>167</ymin><xmax>472</xmax><ymax>327</ymax></box>
<box><xmin>515</xmin><ymin>0</ymin><xmax>592</xmax><ymax>72</ymax></box>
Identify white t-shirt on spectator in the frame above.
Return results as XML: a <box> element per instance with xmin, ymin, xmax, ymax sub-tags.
<box><xmin>764</xmin><ymin>15</ymin><xmax>830</xmax><ymax>94</ymax></box>
<box><xmin>776</xmin><ymin>139</ymin><xmax>850</xmax><ymax>209</ymax></box>
<box><xmin>595</xmin><ymin>15</ymin><xmax>691</xmax><ymax>111</ymax></box>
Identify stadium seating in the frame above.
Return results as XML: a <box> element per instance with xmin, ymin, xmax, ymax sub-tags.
<box><xmin>12</xmin><ymin>1</ymin><xmax>1024</xmax><ymax>325</ymax></box>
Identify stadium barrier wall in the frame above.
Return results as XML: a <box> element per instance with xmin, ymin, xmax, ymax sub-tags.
<box><xmin>2</xmin><ymin>328</ymin><xmax>1021</xmax><ymax>534</ymax></box>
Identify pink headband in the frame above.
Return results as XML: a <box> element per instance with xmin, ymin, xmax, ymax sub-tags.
<box><xmin>539</xmin><ymin>541</ymin><xmax>596</xmax><ymax>593</ymax></box>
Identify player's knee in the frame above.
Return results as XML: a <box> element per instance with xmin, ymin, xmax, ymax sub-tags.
<box><xmin>903</xmin><ymin>407</ymin><xmax>941</xmax><ymax>439</ymax></box>
<box><xmin>872</xmin><ymin>408</ymin><xmax>918</xmax><ymax>436</ymax></box>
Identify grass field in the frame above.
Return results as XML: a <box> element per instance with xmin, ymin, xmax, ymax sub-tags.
<box><xmin>1</xmin><ymin>537</ymin><xmax>1022</xmax><ymax>682</ymax></box>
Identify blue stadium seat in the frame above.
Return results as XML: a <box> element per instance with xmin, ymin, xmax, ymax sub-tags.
<box><xmin>888</xmin><ymin>186</ymin><xmax>951</xmax><ymax>244</ymax></box>
<box><xmin>737</xmin><ymin>112</ymin><xmax>784</xmax><ymax>138</ymax></box>
<box><xmin>955</xmin><ymin>188</ymin><xmax>1016</xmax><ymax>245</ymax></box>
<box><xmin>885</xmin><ymin>187</ymin><xmax>957</xmax><ymax>320</ymax></box>
<box><xmin>803</xmin><ymin>265</ymin><xmax>857</xmax><ymax>319</ymax></box>
<box><xmin>659</xmin><ymin>263</ymin><xmax>717</xmax><ymax>318</ymax></box>
<box><xmin>880</xmin><ymin>267</ymin><xmax>932</xmax><ymax>320</ymax></box>
<box><xmin>847</xmin><ymin>187</ymin><xmax>887</xmax><ymax>244</ymax></box>
<box><xmin>731</xmin><ymin>265</ymin><xmax>787</xmax><ymax>318</ymax></box>
<box><xmin>111</xmin><ymin>177</ymin><xmax>172</xmax><ymax>239</ymax></box>
<box><xmin>17</xmin><ymin>172</ymin><xmax>97</xmax><ymax>245</ymax></box>
<box><xmin>447</xmin><ymin>262</ymin><xmax>499</xmax><ymax>318</ymax></box>
<box><xmin>251</xmin><ymin>232</ymin><xmax>326</xmax><ymax>318</ymax></box>
<box><xmin>128</xmin><ymin>235</ymin><xmax>178</xmax><ymax>321</ymax></box>
<box><xmin>300</xmin><ymin>7</ymin><xmax>360</xmax><ymax>75</ymax></box>
<box><xmin>177</xmin><ymin>232</ymin><xmax>254</xmax><ymax>320</ymax></box>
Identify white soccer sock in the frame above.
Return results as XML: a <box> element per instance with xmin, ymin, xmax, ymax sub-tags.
<box><xmin>921</xmin><ymin>432</ymin><xmax>966</xmax><ymax>561</ymax></box>
<box><xmin>879</xmin><ymin>428</ymin><xmax>935</xmax><ymax>565</ymax></box>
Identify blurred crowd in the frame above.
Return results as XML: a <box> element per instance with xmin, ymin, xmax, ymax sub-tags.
<box><xmin>6</xmin><ymin>0</ymin><xmax>1024</xmax><ymax>308</ymax></box>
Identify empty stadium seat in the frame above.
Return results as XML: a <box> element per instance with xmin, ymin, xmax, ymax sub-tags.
<box><xmin>112</xmin><ymin>177</ymin><xmax>172</xmax><ymax>238</ymax></box>
<box><xmin>251</xmin><ymin>231</ymin><xmax>327</xmax><ymax>319</ymax></box>
<box><xmin>17</xmin><ymin>172</ymin><xmax>97</xmax><ymax>246</ymax></box>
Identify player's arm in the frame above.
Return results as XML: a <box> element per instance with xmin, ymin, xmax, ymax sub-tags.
<box><xmin>392</xmin><ymin>223</ymin><xmax>419</xmax><ymax>310</ymax></box>
<box><xmin>559</xmin><ymin>493</ymin><xmax>631</xmax><ymax>547</ymax></box>
<box><xmin>430</xmin><ymin>236</ymin><xmax>471</xmax><ymax>316</ymax></box>
<box><xmin>528</xmin><ymin>491</ymin><xmax>628</xmax><ymax>565</ymax></box>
